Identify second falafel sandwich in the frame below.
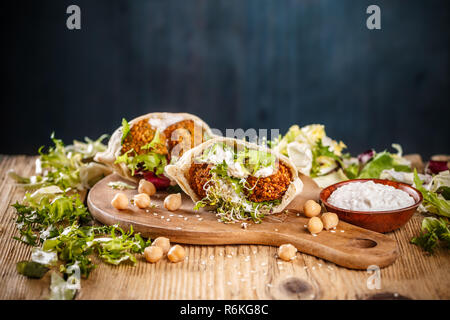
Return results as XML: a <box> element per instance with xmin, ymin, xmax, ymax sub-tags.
<box><xmin>95</xmin><ymin>112</ymin><xmax>214</xmax><ymax>189</ymax></box>
<box><xmin>165</xmin><ymin>137</ymin><xmax>303</xmax><ymax>223</ymax></box>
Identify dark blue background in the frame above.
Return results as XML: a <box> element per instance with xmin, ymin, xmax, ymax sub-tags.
<box><xmin>2</xmin><ymin>0</ymin><xmax>449</xmax><ymax>158</ymax></box>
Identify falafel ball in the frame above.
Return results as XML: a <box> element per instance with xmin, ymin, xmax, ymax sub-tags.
<box><xmin>121</xmin><ymin>119</ymin><xmax>168</xmax><ymax>155</ymax></box>
<box><xmin>245</xmin><ymin>162</ymin><xmax>292</xmax><ymax>203</ymax></box>
<box><xmin>188</xmin><ymin>163</ymin><xmax>213</xmax><ymax>199</ymax></box>
<box><xmin>164</xmin><ymin>120</ymin><xmax>205</xmax><ymax>158</ymax></box>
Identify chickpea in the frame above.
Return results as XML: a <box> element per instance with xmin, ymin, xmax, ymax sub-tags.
<box><xmin>144</xmin><ymin>246</ymin><xmax>163</xmax><ymax>263</ymax></box>
<box><xmin>138</xmin><ymin>179</ymin><xmax>156</xmax><ymax>196</ymax></box>
<box><xmin>303</xmin><ymin>200</ymin><xmax>321</xmax><ymax>218</ymax></box>
<box><xmin>308</xmin><ymin>216</ymin><xmax>323</xmax><ymax>234</ymax></box>
<box><xmin>321</xmin><ymin>212</ymin><xmax>339</xmax><ymax>230</ymax></box>
<box><xmin>164</xmin><ymin>193</ymin><xmax>182</xmax><ymax>211</ymax></box>
<box><xmin>134</xmin><ymin>193</ymin><xmax>151</xmax><ymax>209</ymax></box>
<box><xmin>167</xmin><ymin>244</ymin><xmax>185</xmax><ymax>263</ymax></box>
<box><xmin>277</xmin><ymin>244</ymin><xmax>298</xmax><ymax>262</ymax></box>
<box><xmin>151</xmin><ymin>236</ymin><xmax>171</xmax><ymax>254</ymax></box>
<box><xmin>111</xmin><ymin>193</ymin><xmax>129</xmax><ymax>210</ymax></box>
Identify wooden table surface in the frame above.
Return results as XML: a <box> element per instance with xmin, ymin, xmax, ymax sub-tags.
<box><xmin>1</xmin><ymin>155</ymin><xmax>449</xmax><ymax>300</ymax></box>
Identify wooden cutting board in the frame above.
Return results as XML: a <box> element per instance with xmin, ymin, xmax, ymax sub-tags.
<box><xmin>87</xmin><ymin>174</ymin><xmax>399</xmax><ymax>269</ymax></box>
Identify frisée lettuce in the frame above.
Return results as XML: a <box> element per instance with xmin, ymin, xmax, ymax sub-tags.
<box><xmin>8</xmin><ymin>133</ymin><xmax>111</xmax><ymax>191</ymax></box>
<box><xmin>273</xmin><ymin>124</ymin><xmax>346</xmax><ymax>178</ymax></box>
<box><xmin>115</xmin><ymin>129</ymin><xmax>168</xmax><ymax>176</ymax></box>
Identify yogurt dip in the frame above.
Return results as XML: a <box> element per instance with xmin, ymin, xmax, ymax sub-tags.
<box><xmin>327</xmin><ymin>181</ymin><xmax>415</xmax><ymax>211</ymax></box>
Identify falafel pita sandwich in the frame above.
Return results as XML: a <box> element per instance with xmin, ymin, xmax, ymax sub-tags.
<box><xmin>165</xmin><ymin>137</ymin><xmax>303</xmax><ymax>223</ymax></box>
<box><xmin>95</xmin><ymin>112</ymin><xmax>214</xmax><ymax>189</ymax></box>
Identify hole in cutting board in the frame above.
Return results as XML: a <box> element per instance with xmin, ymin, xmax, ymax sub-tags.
<box><xmin>348</xmin><ymin>238</ymin><xmax>378</xmax><ymax>248</ymax></box>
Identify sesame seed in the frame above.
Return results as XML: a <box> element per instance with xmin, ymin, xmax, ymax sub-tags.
<box><xmin>161</xmin><ymin>216</ymin><xmax>164</xmax><ymax>219</ymax></box>
<box><xmin>198</xmin><ymin>218</ymin><xmax>203</xmax><ymax>221</ymax></box>
<box><xmin>153</xmin><ymin>213</ymin><xmax>158</xmax><ymax>216</ymax></box>
<box><xmin>312</xmin><ymin>234</ymin><xmax>317</xmax><ymax>237</ymax></box>
<box><xmin>176</xmin><ymin>227</ymin><xmax>182</xmax><ymax>230</ymax></box>
<box><xmin>166</xmin><ymin>218</ymin><xmax>171</xmax><ymax>222</ymax></box>
<box><xmin>340</xmin><ymin>230</ymin><xmax>345</xmax><ymax>233</ymax></box>
<box><xmin>330</xmin><ymin>230</ymin><xmax>336</xmax><ymax>233</ymax></box>
<box><xmin>184</xmin><ymin>217</ymin><xmax>188</xmax><ymax>221</ymax></box>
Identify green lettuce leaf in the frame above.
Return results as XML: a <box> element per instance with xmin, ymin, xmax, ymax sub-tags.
<box><xmin>411</xmin><ymin>217</ymin><xmax>450</xmax><ymax>253</ymax></box>
<box><xmin>115</xmin><ymin>150</ymin><xmax>167</xmax><ymax>176</ymax></box>
<box><xmin>414</xmin><ymin>170</ymin><xmax>450</xmax><ymax>218</ymax></box>
<box><xmin>358</xmin><ymin>151</ymin><xmax>412</xmax><ymax>179</ymax></box>
<box><xmin>310</xmin><ymin>140</ymin><xmax>343</xmax><ymax>177</ymax></box>
<box><xmin>121</xmin><ymin>118</ymin><xmax>130</xmax><ymax>144</ymax></box>
<box><xmin>16</xmin><ymin>261</ymin><xmax>49</xmax><ymax>279</ymax></box>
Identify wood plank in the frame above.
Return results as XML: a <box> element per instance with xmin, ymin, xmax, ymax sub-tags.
<box><xmin>0</xmin><ymin>156</ymin><xmax>449</xmax><ymax>300</ymax></box>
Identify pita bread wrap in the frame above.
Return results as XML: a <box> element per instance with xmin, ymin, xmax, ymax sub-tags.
<box><xmin>165</xmin><ymin>137</ymin><xmax>303</xmax><ymax>221</ymax></box>
<box><xmin>94</xmin><ymin>112</ymin><xmax>214</xmax><ymax>184</ymax></box>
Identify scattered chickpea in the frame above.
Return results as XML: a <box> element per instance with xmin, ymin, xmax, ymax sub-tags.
<box><xmin>277</xmin><ymin>244</ymin><xmax>298</xmax><ymax>262</ymax></box>
<box><xmin>134</xmin><ymin>193</ymin><xmax>151</xmax><ymax>209</ymax></box>
<box><xmin>138</xmin><ymin>179</ymin><xmax>156</xmax><ymax>196</ymax></box>
<box><xmin>111</xmin><ymin>193</ymin><xmax>129</xmax><ymax>210</ymax></box>
<box><xmin>167</xmin><ymin>244</ymin><xmax>186</xmax><ymax>263</ymax></box>
<box><xmin>303</xmin><ymin>200</ymin><xmax>321</xmax><ymax>218</ymax></box>
<box><xmin>144</xmin><ymin>246</ymin><xmax>163</xmax><ymax>263</ymax></box>
<box><xmin>308</xmin><ymin>216</ymin><xmax>323</xmax><ymax>234</ymax></box>
<box><xmin>164</xmin><ymin>193</ymin><xmax>182</xmax><ymax>211</ymax></box>
<box><xmin>321</xmin><ymin>212</ymin><xmax>339</xmax><ymax>230</ymax></box>
<box><xmin>152</xmin><ymin>236</ymin><xmax>171</xmax><ymax>254</ymax></box>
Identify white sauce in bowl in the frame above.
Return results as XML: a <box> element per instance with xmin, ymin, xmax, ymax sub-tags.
<box><xmin>327</xmin><ymin>181</ymin><xmax>415</xmax><ymax>211</ymax></box>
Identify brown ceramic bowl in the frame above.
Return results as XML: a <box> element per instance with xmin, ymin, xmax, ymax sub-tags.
<box><xmin>320</xmin><ymin>179</ymin><xmax>423</xmax><ymax>233</ymax></box>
